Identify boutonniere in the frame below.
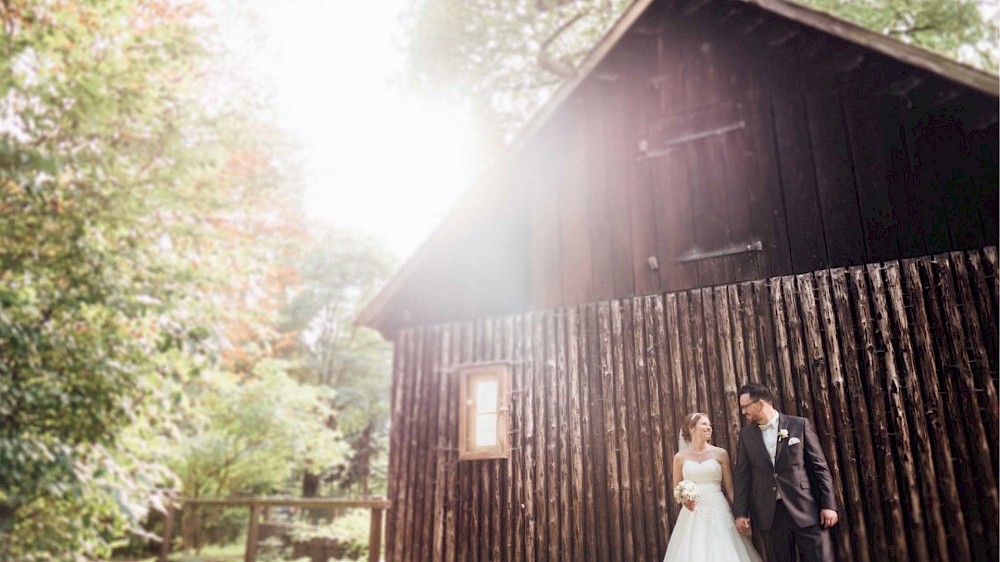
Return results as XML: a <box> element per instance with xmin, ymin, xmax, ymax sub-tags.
<box><xmin>777</xmin><ymin>429</ymin><xmax>789</xmax><ymax>441</ymax></box>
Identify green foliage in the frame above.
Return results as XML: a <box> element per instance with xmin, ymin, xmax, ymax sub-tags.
<box><xmin>0</xmin><ymin>0</ymin><xmax>322</xmax><ymax>558</ymax></box>
<box><xmin>280</xmin><ymin>230</ymin><xmax>395</xmax><ymax>497</ymax></box>
<box><xmin>288</xmin><ymin>509</ymin><xmax>372</xmax><ymax>561</ymax></box>
<box><xmin>404</xmin><ymin>0</ymin><xmax>998</xmax><ymax>140</ymax></box>
<box><xmin>404</xmin><ymin>0</ymin><xmax>632</xmax><ymax>140</ymax></box>
<box><xmin>0</xmin><ymin>1</ymin><xmax>208</xmax><ymax>558</ymax></box>
<box><xmin>174</xmin><ymin>365</ymin><xmax>347</xmax><ymax>500</ymax></box>
<box><xmin>798</xmin><ymin>0</ymin><xmax>999</xmax><ymax>72</ymax></box>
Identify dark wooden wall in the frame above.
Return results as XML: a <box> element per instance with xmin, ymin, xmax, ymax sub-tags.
<box><xmin>522</xmin><ymin>0</ymin><xmax>999</xmax><ymax>313</ymax></box>
<box><xmin>384</xmin><ymin>248</ymin><xmax>998</xmax><ymax>562</ymax></box>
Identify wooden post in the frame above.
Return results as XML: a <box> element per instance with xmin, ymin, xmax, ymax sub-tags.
<box><xmin>159</xmin><ymin>505</ymin><xmax>174</xmax><ymax>562</ymax></box>
<box><xmin>244</xmin><ymin>503</ymin><xmax>262</xmax><ymax>562</ymax></box>
<box><xmin>369</xmin><ymin>501</ymin><xmax>385</xmax><ymax>562</ymax></box>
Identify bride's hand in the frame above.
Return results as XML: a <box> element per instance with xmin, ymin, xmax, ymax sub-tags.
<box><xmin>683</xmin><ymin>500</ymin><xmax>697</xmax><ymax>512</ymax></box>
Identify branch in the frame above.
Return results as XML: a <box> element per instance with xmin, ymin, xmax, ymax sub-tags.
<box><xmin>537</xmin><ymin>9</ymin><xmax>591</xmax><ymax>78</ymax></box>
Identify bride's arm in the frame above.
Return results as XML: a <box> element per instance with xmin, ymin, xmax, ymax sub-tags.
<box><xmin>719</xmin><ymin>449</ymin><xmax>735</xmax><ymax>507</ymax></box>
<box><xmin>671</xmin><ymin>453</ymin><xmax>684</xmax><ymax>492</ymax></box>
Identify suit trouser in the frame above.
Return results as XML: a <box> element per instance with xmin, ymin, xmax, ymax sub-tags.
<box><xmin>762</xmin><ymin>500</ymin><xmax>834</xmax><ymax>562</ymax></box>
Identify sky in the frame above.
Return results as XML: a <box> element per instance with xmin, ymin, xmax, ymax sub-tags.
<box><xmin>214</xmin><ymin>0</ymin><xmax>481</xmax><ymax>261</ymax></box>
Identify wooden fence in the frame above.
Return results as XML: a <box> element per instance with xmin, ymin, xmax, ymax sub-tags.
<box><xmin>385</xmin><ymin>248</ymin><xmax>998</xmax><ymax>562</ymax></box>
<box><xmin>159</xmin><ymin>497</ymin><xmax>390</xmax><ymax>562</ymax></box>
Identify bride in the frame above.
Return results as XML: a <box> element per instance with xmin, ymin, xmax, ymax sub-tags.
<box><xmin>662</xmin><ymin>412</ymin><xmax>762</xmax><ymax>562</ymax></box>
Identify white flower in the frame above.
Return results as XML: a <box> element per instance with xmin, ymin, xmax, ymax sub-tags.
<box><xmin>778</xmin><ymin>429</ymin><xmax>789</xmax><ymax>441</ymax></box>
<box><xmin>674</xmin><ymin>480</ymin><xmax>700</xmax><ymax>504</ymax></box>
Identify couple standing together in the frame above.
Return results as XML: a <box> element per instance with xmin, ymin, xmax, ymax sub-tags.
<box><xmin>662</xmin><ymin>383</ymin><xmax>839</xmax><ymax>562</ymax></box>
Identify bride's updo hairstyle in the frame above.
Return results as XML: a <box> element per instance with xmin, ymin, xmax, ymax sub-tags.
<box><xmin>681</xmin><ymin>412</ymin><xmax>709</xmax><ymax>443</ymax></box>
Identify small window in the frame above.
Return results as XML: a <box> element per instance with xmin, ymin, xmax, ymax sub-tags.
<box><xmin>458</xmin><ymin>363</ymin><xmax>511</xmax><ymax>460</ymax></box>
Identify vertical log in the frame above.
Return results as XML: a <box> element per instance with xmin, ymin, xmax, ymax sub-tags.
<box><xmin>586</xmin><ymin>304</ymin><xmax>612</xmax><ymax>562</ymax></box>
<box><xmin>736</xmin><ymin>283</ymin><xmax>762</xmax><ymax>387</ymax></box>
<box><xmin>494</xmin><ymin>319</ymin><xmax>508</xmax><ymax>562</ymax></box>
<box><xmin>950</xmin><ymin>251</ymin><xmax>1000</xmax><ymax>457</ymax></box>
<box><xmin>392</xmin><ymin>331</ymin><xmax>418</xmax><ymax>562</ymax></box>
<box><xmin>752</xmin><ymin>280</ymin><xmax>781</xmax><ymax>395</ymax></box>
<box><xmin>474</xmin><ymin>322</ymin><xmax>488</xmax><ymax>562</ymax></box>
<box><xmin>626</xmin><ymin>298</ymin><xmax>656</xmax><ymax>562</ymax></box>
<box><xmin>665</xmin><ymin>293</ymin><xmax>688</xmax><ymax>431</ymax></box>
<box><xmin>727</xmin><ymin>285</ymin><xmax>751</xmax><ymax>387</ymax></box>
<box><xmin>555</xmin><ymin>311</ymin><xmax>572</xmax><ymax>561</ymax></box>
<box><xmin>244</xmin><ymin>504</ymin><xmax>262</xmax><ymax>562</ymax></box>
<box><xmin>932</xmin><ymin>256</ymin><xmax>999</xmax><ymax>515</ymax></box>
<box><xmin>402</xmin><ymin>331</ymin><xmax>420</xmax><ymax>562</ymax></box>
<box><xmin>795</xmin><ymin>273</ymin><xmax>850</xmax><ymax>560</ymax></box>
<box><xmin>523</xmin><ymin>314</ymin><xmax>539</xmax><ymax>562</ymax></box>
<box><xmin>432</xmin><ymin>328</ymin><xmax>451</xmax><ymax>561</ymax></box>
<box><xmin>814</xmin><ymin>271</ymin><xmax>871</xmax><ymax>562</ymax></box>
<box><xmin>901</xmin><ymin>258</ymin><xmax>971</xmax><ymax>561</ymax></box>
<box><xmin>920</xmin><ymin>257</ymin><xmax>989</xmax><ymax>560</ymax></box>
<box><xmin>511</xmin><ymin>316</ymin><xmax>526</xmax><ymax>562</ymax></box>
<box><xmin>532</xmin><ymin>312</ymin><xmax>549</xmax><ymax>559</ymax></box>
<box><xmin>966</xmin><ymin>249</ymin><xmax>998</xmax><ymax>374</ymax></box>
<box><xmin>643</xmin><ymin>295</ymin><xmax>671</xmax><ymax>549</ymax></box>
<box><xmin>457</xmin><ymin>322</ymin><xmax>474</xmax><ymax>562</ymax></box>
<box><xmin>830</xmin><ymin>268</ymin><xmax>889</xmax><ymax>561</ymax></box>
<box><xmin>418</xmin><ymin>327</ymin><xmax>441</xmax><ymax>562</ymax></box>
<box><xmin>567</xmin><ymin>307</ymin><xmax>587</xmax><ymax>560</ymax></box>
<box><xmin>610</xmin><ymin>301</ymin><xmax>637</xmax><ymax>561</ymax></box>
<box><xmin>690</xmin><ymin>290</ymin><xmax>710</xmax><ymax>410</ymax></box>
<box><xmin>444</xmin><ymin>325</ymin><xmax>461</xmax><ymax>562</ymax></box>
<box><xmin>598</xmin><ymin>302</ymin><xmax>624</xmax><ymax>562</ymax></box>
<box><xmin>867</xmin><ymin>263</ymin><xmax>928</xmax><ymax>562</ymax></box>
<box><xmin>884</xmin><ymin>262</ymin><xmax>950</xmax><ymax>561</ymax></box>
<box><xmin>159</xmin><ymin>505</ymin><xmax>174</xmax><ymax>562</ymax></box>
<box><xmin>676</xmin><ymin>292</ymin><xmax>698</xmax><ymax>414</ymax></box>
<box><xmin>769</xmin><ymin>277</ymin><xmax>798</xmax><ymax>415</ymax></box>
<box><xmin>701</xmin><ymin>289</ymin><xmax>729</xmax><ymax>449</ymax></box>
<box><xmin>780</xmin><ymin>276</ymin><xmax>812</xmax><ymax>418</ymax></box>
<box><xmin>714</xmin><ymin>287</ymin><xmax>742</xmax><ymax>454</ymax></box>
<box><xmin>369</xmin><ymin>506</ymin><xmax>384</xmax><ymax>562</ymax></box>
<box><xmin>850</xmin><ymin>267</ymin><xmax>909</xmax><ymax>561</ymax></box>
<box><xmin>384</xmin><ymin>331</ymin><xmax>402</xmax><ymax>562</ymax></box>
<box><xmin>544</xmin><ymin>312</ymin><xmax>561</xmax><ymax>562</ymax></box>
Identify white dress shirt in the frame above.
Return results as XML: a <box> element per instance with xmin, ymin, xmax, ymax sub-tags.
<box><xmin>759</xmin><ymin>411</ymin><xmax>780</xmax><ymax>465</ymax></box>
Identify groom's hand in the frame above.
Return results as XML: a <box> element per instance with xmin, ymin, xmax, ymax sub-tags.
<box><xmin>820</xmin><ymin>509</ymin><xmax>838</xmax><ymax>528</ymax></box>
<box><xmin>735</xmin><ymin>516</ymin><xmax>751</xmax><ymax>534</ymax></box>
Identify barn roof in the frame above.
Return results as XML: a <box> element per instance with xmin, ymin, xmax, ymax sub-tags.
<box><xmin>358</xmin><ymin>0</ymin><xmax>999</xmax><ymax>336</ymax></box>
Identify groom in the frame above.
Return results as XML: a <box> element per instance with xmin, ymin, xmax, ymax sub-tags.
<box><xmin>733</xmin><ymin>383</ymin><xmax>838</xmax><ymax>562</ymax></box>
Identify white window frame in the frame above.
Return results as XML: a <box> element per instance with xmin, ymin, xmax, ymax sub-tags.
<box><xmin>457</xmin><ymin>363</ymin><xmax>511</xmax><ymax>461</ymax></box>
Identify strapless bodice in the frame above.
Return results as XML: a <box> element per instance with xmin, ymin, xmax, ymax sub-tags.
<box><xmin>683</xmin><ymin>458</ymin><xmax>723</xmax><ymax>492</ymax></box>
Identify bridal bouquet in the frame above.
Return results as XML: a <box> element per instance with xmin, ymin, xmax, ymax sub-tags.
<box><xmin>673</xmin><ymin>480</ymin><xmax>700</xmax><ymax>505</ymax></box>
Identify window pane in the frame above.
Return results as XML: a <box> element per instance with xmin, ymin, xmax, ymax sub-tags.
<box><xmin>476</xmin><ymin>380</ymin><xmax>497</xmax><ymax>413</ymax></box>
<box><xmin>476</xmin><ymin>413</ymin><xmax>497</xmax><ymax>447</ymax></box>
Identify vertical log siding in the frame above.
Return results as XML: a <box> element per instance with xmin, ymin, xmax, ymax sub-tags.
<box><xmin>385</xmin><ymin>249</ymin><xmax>998</xmax><ymax>562</ymax></box>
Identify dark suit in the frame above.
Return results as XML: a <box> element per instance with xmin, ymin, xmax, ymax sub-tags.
<box><xmin>734</xmin><ymin>414</ymin><xmax>836</xmax><ymax>562</ymax></box>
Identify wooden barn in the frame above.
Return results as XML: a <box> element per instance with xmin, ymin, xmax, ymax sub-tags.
<box><xmin>358</xmin><ymin>0</ymin><xmax>999</xmax><ymax>561</ymax></box>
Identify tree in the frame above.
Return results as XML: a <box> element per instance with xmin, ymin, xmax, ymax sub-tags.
<box><xmin>279</xmin><ymin>229</ymin><xmax>396</xmax><ymax>498</ymax></box>
<box><xmin>798</xmin><ymin>0</ymin><xmax>999</xmax><ymax>72</ymax></box>
<box><xmin>403</xmin><ymin>0</ymin><xmax>998</xmax><ymax>143</ymax></box>
<box><xmin>171</xmin><ymin>364</ymin><xmax>346</xmax><ymax>550</ymax></box>
<box><xmin>404</xmin><ymin>0</ymin><xmax>632</xmax><ymax>143</ymax></box>
<box><xmin>0</xmin><ymin>0</ymin><xmax>314</xmax><ymax>557</ymax></box>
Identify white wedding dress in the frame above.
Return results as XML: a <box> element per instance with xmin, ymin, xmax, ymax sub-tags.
<box><xmin>662</xmin><ymin>458</ymin><xmax>763</xmax><ymax>562</ymax></box>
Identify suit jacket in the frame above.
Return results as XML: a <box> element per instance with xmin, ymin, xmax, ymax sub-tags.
<box><xmin>733</xmin><ymin>414</ymin><xmax>837</xmax><ymax>531</ymax></box>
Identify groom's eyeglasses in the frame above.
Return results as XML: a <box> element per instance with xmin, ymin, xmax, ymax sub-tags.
<box><xmin>739</xmin><ymin>398</ymin><xmax>762</xmax><ymax>412</ymax></box>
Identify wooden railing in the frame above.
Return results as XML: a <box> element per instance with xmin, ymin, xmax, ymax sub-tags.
<box><xmin>159</xmin><ymin>497</ymin><xmax>391</xmax><ymax>562</ymax></box>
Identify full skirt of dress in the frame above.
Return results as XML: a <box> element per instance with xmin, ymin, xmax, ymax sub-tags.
<box><xmin>662</xmin><ymin>459</ymin><xmax>762</xmax><ymax>562</ymax></box>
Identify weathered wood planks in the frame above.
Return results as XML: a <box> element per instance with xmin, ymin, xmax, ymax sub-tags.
<box><xmin>385</xmin><ymin>249</ymin><xmax>998</xmax><ymax>562</ymax></box>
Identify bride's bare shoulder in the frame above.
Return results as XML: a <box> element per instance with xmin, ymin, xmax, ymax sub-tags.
<box><xmin>711</xmin><ymin>445</ymin><xmax>730</xmax><ymax>457</ymax></box>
